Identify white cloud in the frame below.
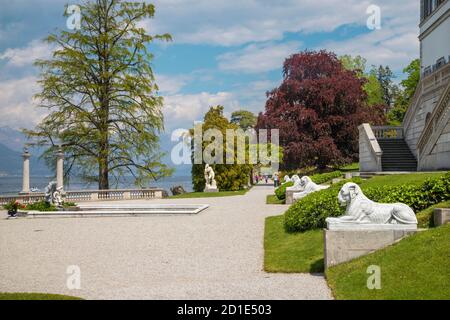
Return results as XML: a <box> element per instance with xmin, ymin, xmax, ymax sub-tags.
<box><xmin>162</xmin><ymin>91</ymin><xmax>241</xmax><ymax>129</ymax></box>
<box><xmin>146</xmin><ymin>0</ymin><xmax>373</xmax><ymax>46</ymax></box>
<box><xmin>155</xmin><ymin>74</ymin><xmax>190</xmax><ymax>94</ymax></box>
<box><xmin>0</xmin><ymin>76</ymin><xmax>47</xmax><ymax>129</ymax></box>
<box><xmin>0</xmin><ymin>39</ymin><xmax>52</xmax><ymax>67</ymax></box>
<box><xmin>217</xmin><ymin>41</ymin><xmax>301</xmax><ymax>73</ymax></box>
<box><xmin>319</xmin><ymin>1</ymin><xmax>420</xmax><ymax>71</ymax></box>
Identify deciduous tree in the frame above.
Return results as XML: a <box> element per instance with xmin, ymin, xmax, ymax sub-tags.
<box><xmin>257</xmin><ymin>50</ymin><xmax>385</xmax><ymax>170</ymax></box>
<box><xmin>26</xmin><ymin>0</ymin><xmax>172</xmax><ymax>189</ymax></box>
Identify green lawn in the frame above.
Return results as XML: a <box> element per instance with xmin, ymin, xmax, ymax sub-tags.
<box><xmin>338</xmin><ymin>162</ymin><xmax>359</xmax><ymax>172</ymax></box>
<box><xmin>266</xmin><ymin>194</ymin><xmax>285</xmax><ymax>205</ymax></box>
<box><xmin>326</xmin><ymin>224</ymin><xmax>450</xmax><ymax>300</ymax></box>
<box><xmin>170</xmin><ymin>189</ymin><xmax>248</xmax><ymax>198</ymax></box>
<box><xmin>264</xmin><ymin>215</ymin><xmax>324</xmax><ymax>273</ymax></box>
<box><xmin>0</xmin><ymin>292</ymin><xmax>83</xmax><ymax>300</ymax></box>
<box><xmin>359</xmin><ymin>172</ymin><xmax>445</xmax><ymax>188</ymax></box>
<box><xmin>416</xmin><ymin>200</ymin><xmax>450</xmax><ymax>228</ymax></box>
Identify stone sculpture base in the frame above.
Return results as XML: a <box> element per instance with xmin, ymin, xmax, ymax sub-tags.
<box><xmin>285</xmin><ymin>190</ymin><xmax>296</xmax><ymax>204</ymax></box>
<box><xmin>204</xmin><ymin>187</ymin><xmax>218</xmax><ymax>193</ymax></box>
<box><xmin>434</xmin><ymin>208</ymin><xmax>450</xmax><ymax>226</ymax></box>
<box><xmin>324</xmin><ymin>225</ymin><xmax>417</xmax><ymax>269</ymax></box>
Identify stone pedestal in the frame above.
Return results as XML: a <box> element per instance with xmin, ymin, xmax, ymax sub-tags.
<box><xmin>434</xmin><ymin>208</ymin><xmax>450</xmax><ymax>226</ymax></box>
<box><xmin>324</xmin><ymin>224</ymin><xmax>417</xmax><ymax>269</ymax></box>
<box><xmin>285</xmin><ymin>190</ymin><xmax>296</xmax><ymax>204</ymax></box>
<box><xmin>204</xmin><ymin>187</ymin><xmax>218</xmax><ymax>193</ymax></box>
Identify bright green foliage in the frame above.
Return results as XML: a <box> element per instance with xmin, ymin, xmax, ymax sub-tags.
<box><xmin>284</xmin><ymin>180</ymin><xmax>349</xmax><ymax>232</ymax></box>
<box><xmin>191</xmin><ymin>106</ymin><xmax>253</xmax><ymax>192</ymax></box>
<box><xmin>284</xmin><ymin>172</ymin><xmax>450</xmax><ymax>233</ymax></box>
<box><xmin>387</xmin><ymin>59</ymin><xmax>420</xmax><ymax>125</ymax></box>
<box><xmin>327</xmin><ymin>224</ymin><xmax>450</xmax><ymax>300</ymax></box>
<box><xmin>230</xmin><ymin>110</ymin><xmax>257</xmax><ymax>130</ymax></box>
<box><xmin>310</xmin><ymin>171</ymin><xmax>342</xmax><ymax>184</ymax></box>
<box><xmin>339</xmin><ymin>55</ymin><xmax>384</xmax><ymax>106</ymax></box>
<box><xmin>24</xmin><ymin>201</ymin><xmax>58</xmax><ymax>212</ymax></box>
<box><xmin>275</xmin><ymin>181</ymin><xmax>293</xmax><ymax>200</ymax></box>
<box><xmin>26</xmin><ymin>0</ymin><xmax>173</xmax><ymax>189</ymax></box>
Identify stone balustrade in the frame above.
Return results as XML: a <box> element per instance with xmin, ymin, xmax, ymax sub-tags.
<box><xmin>0</xmin><ymin>188</ymin><xmax>164</xmax><ymax>206</ymax></box>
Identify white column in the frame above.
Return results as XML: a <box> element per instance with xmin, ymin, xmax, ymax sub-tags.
<box><xmin>56</xmin><ymin>148</ymin><xmax>64</xmax><ymax>190</ymax></box>
<box><xmin>21</xmin><ymin>149</ymin><xmax>31</xmax><ymax>194</ymax></box>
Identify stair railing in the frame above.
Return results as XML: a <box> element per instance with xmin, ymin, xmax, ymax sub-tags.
<box><xmin>417</xmin><ymin>81</ymin><xmax>450</xmax><ymax>156</ymax></box>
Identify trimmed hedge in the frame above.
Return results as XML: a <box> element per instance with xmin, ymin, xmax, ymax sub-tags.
<box><xmin>310</xmin><ymin>171</ymin><xmax>342</xmax><ymax>184</ymax></box>
<box><xmin>284</xmin><ymin>172</ymin><xmax>450</xmax><ymax>233</ymax></box>
<box><xmin>275</xmin><ymin>181</ymin><xmax>293</xmax><ymax>200</ymax></box>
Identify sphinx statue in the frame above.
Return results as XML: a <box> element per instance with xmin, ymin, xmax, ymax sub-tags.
<box><xmin>283</xmin><ymin>175</ymin><xmax>291</xmax><ymax>183</ymax></box>
<box><xmin>326</xmin><ymin>182</ymin><xmax>417</xmax><ymax>226</ymax></box>
<box><xmin>204</xmin><ymin>164</ymin><xmax>218</xmax><ymax>192</ymax></box>
<box><xmin>286</xmin><ymin>175</ymin><xmax>303</xmax><ymax>191</ymax></box>
<box><xmin>292</xmin><ymin>176</ymin><xmax>329</xmax><ymax>201</ymax></box>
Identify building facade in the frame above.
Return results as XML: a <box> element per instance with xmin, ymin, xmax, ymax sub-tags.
<box><xmin>359</xmin><ymin>0</ymin><xmax>450</xmax><ymax>172</ymax></box>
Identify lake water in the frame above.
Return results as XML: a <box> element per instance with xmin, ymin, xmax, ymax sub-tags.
<box><xmin>0</xmin><ymin>175</ymin><xmax>193</xmax><ymax>195</ymax></box>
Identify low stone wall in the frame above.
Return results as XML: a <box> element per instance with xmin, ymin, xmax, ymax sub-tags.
<box><xmin>0</xmin><ymin>188</ymin><xmax>164</xmax><ymax>205</ymax></box>
<box><xmin>358</xmin><ymin>124</ymin><xmax>382</xmax><ymax>172</ymax></box>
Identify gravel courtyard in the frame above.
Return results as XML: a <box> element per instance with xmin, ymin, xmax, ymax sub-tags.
<box><xmin>0</xmin><ymin>186</ymin><xmax>332</xmax><ymax>300</ymax></box>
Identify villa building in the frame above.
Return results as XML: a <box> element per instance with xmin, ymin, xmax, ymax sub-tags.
<box><xmin>359</xmin><ymin>0</ymin><xmax>450</xmax><ymax>172</ymax></box>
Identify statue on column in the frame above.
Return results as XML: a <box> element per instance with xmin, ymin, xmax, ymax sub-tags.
<box><xmin>204</xmin><ymin>164</ymin><xmax>218</xmax><ymax>192</ymax></box>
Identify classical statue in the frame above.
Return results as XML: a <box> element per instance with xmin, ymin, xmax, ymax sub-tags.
<box><xmin>326</xmin><ymin>182</ymin><xmax>417</xmax><ymax>226</ymax></box>
<box><xmin>286</xmin><ymin>175</ymin><xmax>302</xmax><ymax>191</ymax></box>
<box><xmin>204</xmin><ymin>164</ymin><xmax>217</xmax><ymax>190</ymax></box>
<box><xmin>292</xmin><ymin>176</ymin><xmax>329</xmax><ymax>201</ymax></box>
<box><xmin>44</xmin><ymin>181</ymin><xmax>64</xmax><ymax>207</ymax></box>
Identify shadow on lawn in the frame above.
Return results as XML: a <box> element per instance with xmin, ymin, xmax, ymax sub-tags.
<box><xmin>310</xmin><ymin>258</ymin><xmax>324</xmax><ymax>273</ymax></box>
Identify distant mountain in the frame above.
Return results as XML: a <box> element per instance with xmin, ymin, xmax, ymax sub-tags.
<box><xmin>0</xmin><ymin>126</ymin><xmax>28</xmax><ymax>152</ymax></box>
<box><xmin>0</xmin><ymin>143</ymin><xmax>50</xmax><ymax>176</ymax></box>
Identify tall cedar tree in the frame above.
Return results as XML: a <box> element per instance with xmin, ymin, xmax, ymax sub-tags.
<box><xmin>257</xmin><ymin>50</ymin><xmax>385</xmax><ymax>170</ymax></box>
<box><xmin>26</xmin><ymin>0</ymin><xmax>173</xmax><ymax>189</ymax></box>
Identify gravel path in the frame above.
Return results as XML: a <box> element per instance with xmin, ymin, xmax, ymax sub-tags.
<box><xmin>0</xmin><ymin>186</ymin><xmax>332</xmax><ymax>299</ymax></box>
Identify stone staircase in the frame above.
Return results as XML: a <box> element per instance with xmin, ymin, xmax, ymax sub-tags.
<box><xmin>378</xmin><ymin>139</ymin><xmax>417</xmax><ymax>171</ymax></box>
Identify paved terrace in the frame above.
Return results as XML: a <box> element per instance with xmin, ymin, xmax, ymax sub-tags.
<box><xmin>0</xmin><ymin>186</ymin><xmax>332</xmax><ymax>300</ymax></box>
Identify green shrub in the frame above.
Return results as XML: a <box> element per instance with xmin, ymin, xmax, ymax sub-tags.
<box><xmin>284</xmin><ymin>180</ymin><xmax>353</xmax><ymax>232</ymax></box>
<box><xmin>310</xmin><ymin>171</ymin><xmax>342</xmax><ymax>184</ymax></box>
<box><xmin>284</xmin><ymin>172</ymin><xmax>450</xmax><ymax>233</ymax></box>
<box><xmin>275</xmin><ymin>181</ymin><xmax>294</xmax><ymax>200</ymax></box>
<box><xmin>25</xmin><ymin>201</ymin><xmax>57</xmax><ymax>212</ymax></box>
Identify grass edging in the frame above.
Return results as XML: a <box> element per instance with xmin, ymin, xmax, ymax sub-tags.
<box><xmin>264</xmin><ymin>215</ymin><xmax>324</xmax><ymax>273</ymax></box>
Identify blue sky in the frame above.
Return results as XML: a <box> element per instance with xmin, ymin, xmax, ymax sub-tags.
<box><xmin>0</xmin><ymin>0</ymin><xmax>420</xmax><ymax>164</ymax></box>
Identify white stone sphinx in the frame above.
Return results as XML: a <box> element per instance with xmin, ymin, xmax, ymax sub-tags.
<box><xmin>204</xmin><ymin>164</ymin><xmax>218</xmax><ymax>192</ymax></box>
<box><xmin>283</xmin><ymin>175</ymin><xmax>291</xmax><ymax>183</ymax></box>
<box><xmin>326</xmin><ymin>182</ymin><xmax>417</xmax><ymax>230</ymax></box>
<box><xmin>286</xmin><ymin>175</ymin><xmax>302</xmax><ymax>191</ymax></box>
<box><xmin>292</xmin><ymin>176</ymin><xmax>329</xmax><ymax>201</ymax></box>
